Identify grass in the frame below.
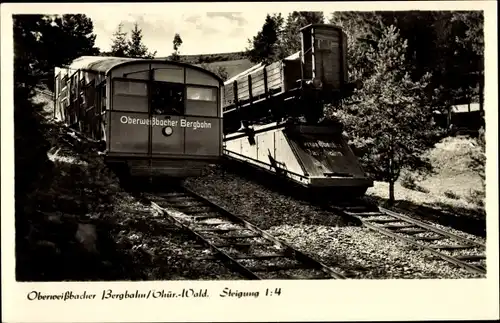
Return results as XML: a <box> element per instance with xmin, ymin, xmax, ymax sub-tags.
<box><xmin>368</xmin><ymin>136</ymin><xmax>484</xmax><ymax>210</ymax></box>
<box><xmin>196</xmin><ymin>58</ymin><xmax>254</xmax><ymax>78</ymax></box>
<box><xmin>366</xmin><ymin>135</ymin><xmax>486</xmax><ymax>236</ymax></box>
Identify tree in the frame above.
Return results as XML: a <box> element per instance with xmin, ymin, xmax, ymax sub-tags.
<box><xmin>13</xmin><ymin>14</ymin><xmax>100</xmax><ymax>196</ymax></box>
<box><xmin>110</xmin><ymin>23</ymin><xmax>129</xmax><ymax>57</ymax></box>
<box><xmin>170</xmin><ymin>33</ymin><xmax>183</xmax><ymax>61</ymax></box>
<box><xmin>334</xmin><ymin>25</ymin><xmax>439</xmax><ymax>205</ymax></box>
<box><xmin>330</xmin><ymin>11</ymin><xmax>484</xmax><ymax>116</ymax></box>
<box><xmin>246</xmin><ymin>13</ymin><xmax>284</xmax><ymax>64</ymax></box>
<box><xmin>13</xmin><ymin>14</ymin><xmax>99</xmax><ymax>91</ymax></box>
<box><xmin>330</xmin><ymin>12</ymin><xmax>384</xmax><ymax>81</ymax></box>
<box><xmin>127</xmin><ymin>23</ymin><xmax>156</xmax><ymax>58</ymax></box>
<box><xmin>280</xmin><ymin>11</ymin><xmax>325</xmax><ymax>57</ymax></box>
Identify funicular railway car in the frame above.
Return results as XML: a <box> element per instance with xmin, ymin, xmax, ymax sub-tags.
<box><xmin>54</xmin><ymin>56</ymin><xmax>224</xmax><ymax>177</ymax></box>
<box><xmin>222</xmin><ymin>24</ymin><xmax>373</xmax><ymax>196</ymax></box>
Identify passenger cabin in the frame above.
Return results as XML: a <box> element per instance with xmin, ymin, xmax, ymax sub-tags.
<box><xmin>54</xmin><ymin>56</ymin><xmax>224</xmax><ymax>177</ymax></box>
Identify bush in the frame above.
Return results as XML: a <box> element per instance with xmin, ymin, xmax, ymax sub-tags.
<box><xmin>444</xmin><ymin>190</ymin><xmax>460</xmax><ymax>200</ymax></box>
<box><xmin>400</xmin><ymin>173</ymin><xmax>417</xmax><ymax>190</ymax></box>
<box><xmin>400</xmin><ymin>173</ymin><xmax>430</xmax><ymax>193</ymax></box>
<box><xmin>465</xmin><ymin>189</ymin><xmax>485</xmax><ymax>208</ymax></box>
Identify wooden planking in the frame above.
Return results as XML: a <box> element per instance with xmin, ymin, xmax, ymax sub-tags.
<box><xmin>223</xmin><ymin>60</ymin><xmax>284</xmax><ymax>107</ymax></box>
<box><xmin>313</xmin><ymin>27</ymin><xmax>343</xmax><ymax>88</ymax></box>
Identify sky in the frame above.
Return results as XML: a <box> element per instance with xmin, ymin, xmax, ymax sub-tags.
<box><xmin>6</xmin><ymin>1</ymin><xmax>485</xmax><ymax>58</ymax></box>
<box><xmin>86</xmin><ymin>11</ymin><xmax>326</xmax><ymax>57</ymax></box>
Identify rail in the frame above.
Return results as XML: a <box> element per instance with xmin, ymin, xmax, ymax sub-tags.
<box><xmin>145</xmin><ymin>185</ymin><xmax>346</xmax><ymax>280</ymax></box>
<box><xmin>330</xmin><ymin>200</ymin><xmax>486</xmax><ymax>276</ymax></box>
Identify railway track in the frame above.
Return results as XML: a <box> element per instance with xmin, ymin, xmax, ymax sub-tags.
<box><xmin>143</xmin><ymin>185</ymin><xmax>346</xmax><ymax>280</ymax></box>
<box><xmin>331</xmin><ymin>200</ymin><xmax>487</xmax><ymax>276</ymax></box>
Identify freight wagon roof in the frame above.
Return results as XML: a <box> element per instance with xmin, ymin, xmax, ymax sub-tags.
<box><xmin>66</xmin><ymin>56</ymin><xmax>223</xmax><ymax>83</ymax></box>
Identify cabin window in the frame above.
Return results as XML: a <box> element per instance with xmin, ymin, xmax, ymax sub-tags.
<box><xmin>55</xmin><ymin>74</ymin><xmax>60</xmax><ymax>96</ymax></box>
<box><xmin>186</xmin><ymin>87</ymin><xmax>217</xmax><ymax>102</ymax></box>
<box><xmin>84</xmin><ymin>81</ymin><xmax>96</xmax><ymax>108</ymax></box>
<box><xmin>61</xmin><ymin>75</ymin><xmax>68</xmax><ymax>88</ymax></box>
<box><xmin>112</xmin><ymin>80</ymin><xmax>147</xmax><ymax>112</ymax></box>
<box><xmin>113</xmin><ymin>80</ymin><xmax>147</xmax><ymax>96</ymax></box>
<box><xmin>151</xmin><ymin>81</ymin><xmax>185</xmax><ymax>115</ymax></box>
<box><xmin>185</xmin><ymin>86</ymin><xmax>218</xmax><ymax>117</ymax></box>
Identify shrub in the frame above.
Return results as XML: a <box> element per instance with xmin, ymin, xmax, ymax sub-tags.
<box><xmin>444</xmin><ymin>190</ymin><xmax>460</xmax><ymax>200</ymax></box>
<box><xmin>465</xmin><ymin>189</ymin><xmax>485</xmax><ymax>208</ymax></box>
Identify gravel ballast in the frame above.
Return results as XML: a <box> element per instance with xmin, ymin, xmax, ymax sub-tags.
<box><xmin>185</xmin><ymin>167</ymin><xmax>354</xmax><ymax>229</ymax></box>
<box><xmin>266</xmin><ymin>225</ymin><xmax>484</xmax><ymax>279</ymax></box>
<box><xmin>186</xmin><ymin>166</ymin><xmax>486</xmax><ymax>279</ymax></box>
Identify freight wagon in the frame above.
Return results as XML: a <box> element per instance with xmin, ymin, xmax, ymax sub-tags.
<box><xmin>222</xmin><ymin>24</ymin><xmax>373</xmax><ymax>195</ymax></box>
<box><xmin>53</xmin><ymin>56</ymin><xmax>224</xmax><ymax>177</ymax></box>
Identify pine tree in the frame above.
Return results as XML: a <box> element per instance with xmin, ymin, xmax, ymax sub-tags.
<box><xmin>280</xmin><ymin>11</ymin><xmax>324</xmax><ymax>57</ymax></box>
<box><xmin>126</xmin><ymin>23</ymin><xmax>156</xmax><ymax>58</ymax></box>
<box><xmin>170</xmin><ymin>33</ymin><xmax>183</xmax><ymax>61</ymax></box>
<box><xmin>246</xmin><ymin>13</ymin><xmax>284</xmax><ymax>64</ymax></box>
<box><xmin>110</xmin><ymin>23</ymin><xmax>129</xmax><ymax>57</ymax></box>
<box><xmin>334</xmin><ymin>25</ymin><xmax>439</xmax><ymax>205</ymax></box>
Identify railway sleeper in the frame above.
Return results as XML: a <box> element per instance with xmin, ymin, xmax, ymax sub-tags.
<box><xmin>191</xmin><ymin>214</ymin><xmax>223</xmax><ymax>221</ymax></box>
<box><xmin>365</xmin><ymin>218</ymin><xmax>400</xmax><ymax>223</ymax></box>
<box><xmin>194</xmin><ymin>227</ymin><xmax>244</xmax><ymax>232</ymax></box>
<box><xmin>182</xmin><ymin>209</ymin><xmax>216</xmax><ymax>215</ymax></box>
<box><xmin>168</xmin><ymin>202</ymin><xmax>210</xmax><ymax>210</ymax></box>
<box><xmin>246</xmin><ymin>263</ymin><xmax>312</xmax><ymax>273</ymax></box>
<box><xmin>216</xmin><ymin>233</ymin><xmax>262</xmax><ymax>239</ymax></box>
<box><xmin>194</xmin><ymin>221</ymin><xmax>234</xmax><ymax>226</ymax></box>
<box><xmin>285</xmin><ymin>273</ymin><xmax>332</xmax><ymax>280</ymax></box>
<box><xmin>349</xmin><ymin>211</ymin><xmax>384</xmax><ymax>217</ymax></box>
<box><xmin>215</xmin><ymin>241</ymin><xmax>275</xmax><ymax>248</ymax></box>
<box><xmin>380</xmin><ymin>224</ymin><xmax>416</xmax><ymax>229</ymax></box>
<box><xmin>415</xmin><ymin>236</ymin><xmax>445</xmax><ymax>241</ymax></box>
<box><xmin>195</xmin><ymin>253</ymin><xmax>285</xmax><ymax>261</ymax></box>
<box><xmin>158</xmin><ymin>192</ymin><xmax>189</xmax><ymax>198</ymax></box>
<box><xmin>433</xmin><ymin>244</ymin><xmax>474</xmax><ymax>250</ymax></box>
<box><xmin>455</xmin><ymin>255</ymin><xmax>486</xmax><ymax>261</ymax></box>
<box><xmin>400</xmin><ymin>229</ymin><xmax>428</xmax><ymax>234</ymax></box>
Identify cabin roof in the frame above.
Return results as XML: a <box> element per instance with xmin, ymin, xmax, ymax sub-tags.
<box><xmin>68</xmin><ymin>56</ymin><xmax>136</xmax><ymax>74</ymax></box>
<box><xmin>65</xmin><ymin>56</ymin><xmax>223</xmax><ymax>84</ymax></box>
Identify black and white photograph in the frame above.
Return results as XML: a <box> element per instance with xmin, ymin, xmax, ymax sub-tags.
<box><xmin>1</xmin><ymin>1</ymin><xmax>498</xmax><ymax>322</ymax></box>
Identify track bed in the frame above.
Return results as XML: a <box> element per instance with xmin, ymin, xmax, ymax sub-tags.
<box><xmin>144</xmin><ymin>186</ymin><xmax>346</xmax><ymax>280</ymax></box>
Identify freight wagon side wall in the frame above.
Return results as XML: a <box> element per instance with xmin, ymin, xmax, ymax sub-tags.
<box><xmin>222</xmin><ymin>60</ymin><xmax>284</xmax><ymax>109</ymax></box>
<box><xmin>301</xmin><ymin>25</ymin><xmax>347</xmax><ymax>89</ymax></box>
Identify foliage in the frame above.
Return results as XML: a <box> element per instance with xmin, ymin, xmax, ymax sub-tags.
<box><xmin>13</xmin><ymin>13</ymin><xmax>99</xmax><ymax>197</ymax></box>
<box><xmin>334</xmin><ymin>25</ymin><xmax>439</xmax><ymax>204</ymax></box>
<box><xmin>170</xmin><ymin>33</ymin><xmax>183</xmax><ymax>61</ymax></box>
<box><xmin>279</xmin><ymin>11</ymin><xmax>325</xmax><ymax>57</ymax></box>
<box><xmin>246</xmin><ymin>13</ymin><xmax>284</xmax><ymax>64</ymax></box>
<box><xmin>330</xmin><ymin>11</ymin><xmax>484</xmax><ymax>113</ymax></box>
<box><xmin>127</xmin><ymin>23</ymin><xmax>156</xmax><ymax>58</ymax></box>
<box><xmin>330</xmin><ymin>12</ymin><xmax>384</xmax><ymax>81</ymax></box>
<box><xmin>467</xmin><ymin>126</ymin><xmax>485</xmax><ymax>206</ymax></box>
<box><xmin>14</xmin><ymin>14</ymin><xmax>99</xmax><ymax>90</ymax></box>
<box><xmin>109</xmin><ymin>22</ymin><xmax>156</xmax><ymax>58</ymax></box>
<box><xmin>444</xmin><ymin>190</ymin><xmax>460</xmax><ymax>200</ymax></box>
<box><xmin>246</xmin><ymin>11</ymin><xmax>327</xmax><ymax>63</ymax></box>
<box><xmin>110</xmin><ymin>23</ymin><xmax>129</xmax><ymax>57</ymax></box>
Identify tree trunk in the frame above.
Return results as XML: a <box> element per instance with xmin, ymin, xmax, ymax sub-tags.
<box><xmin>389</xmin><ymin>180</ymin><xmax>395</xmax><ymax>206</ymax></box>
